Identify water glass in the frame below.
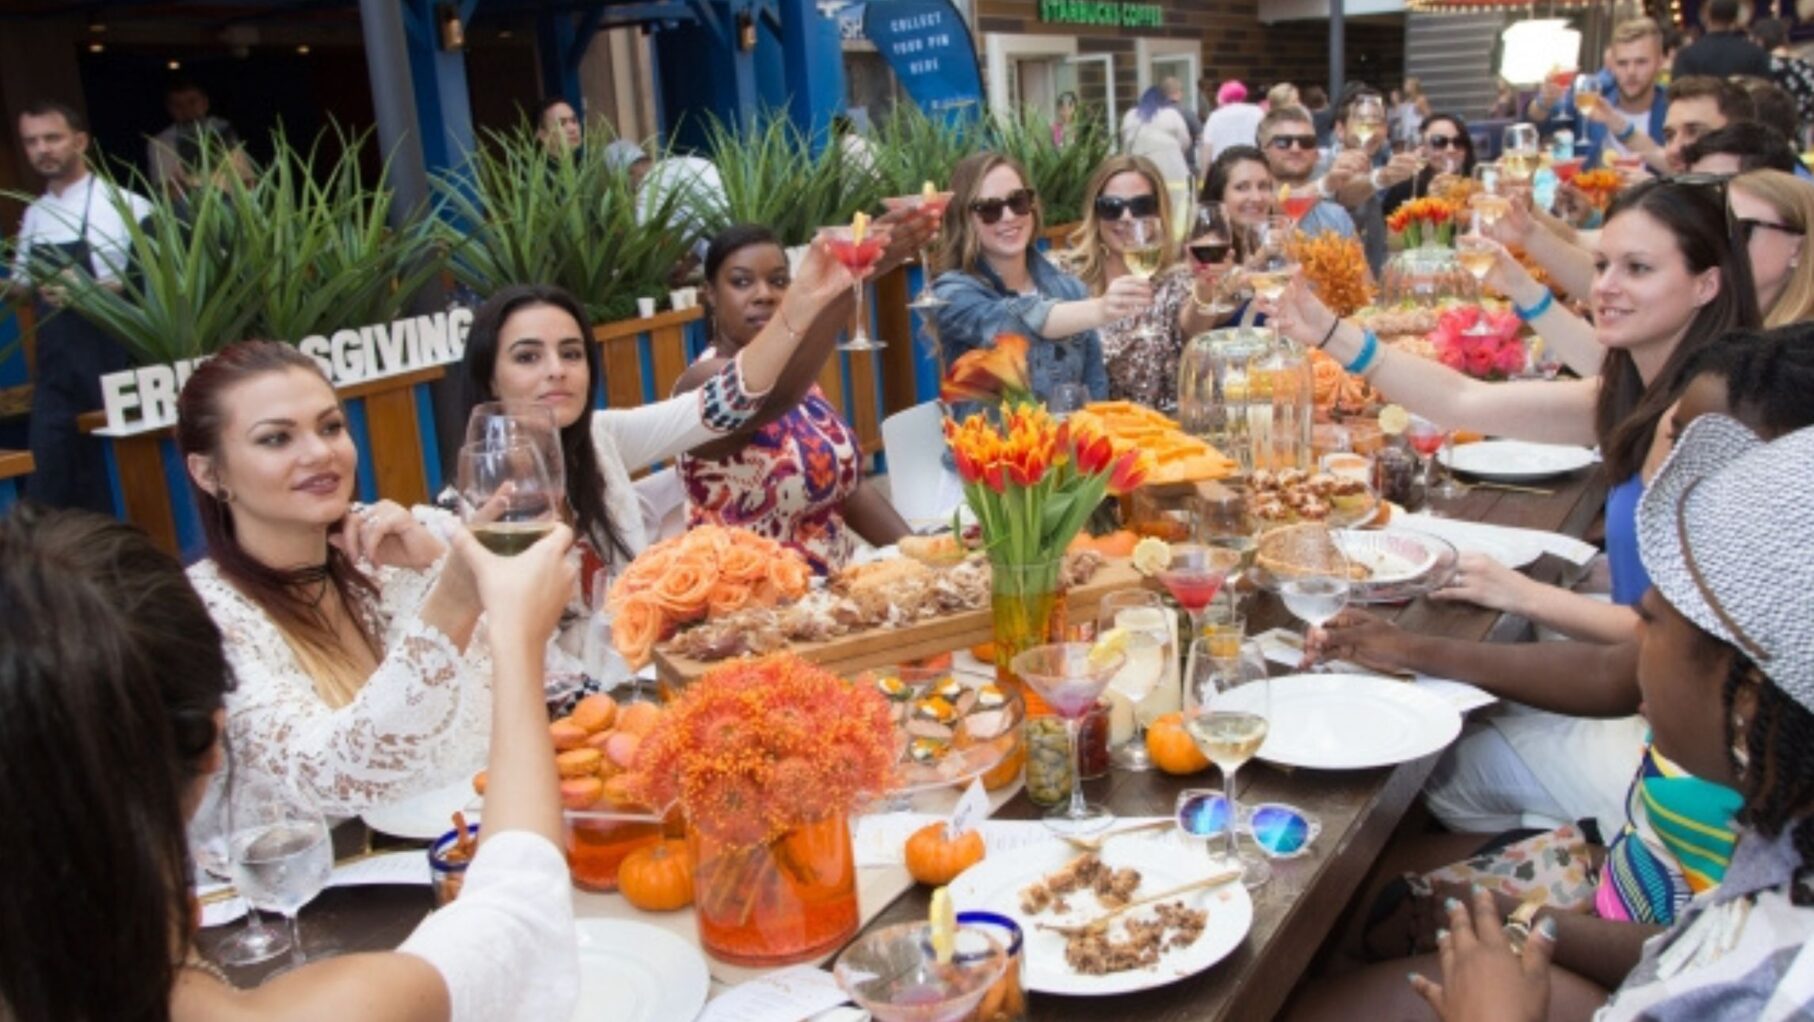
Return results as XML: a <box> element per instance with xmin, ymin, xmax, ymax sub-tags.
<box><xmin>227</xmin><ymin>777</ymin><xmax>333</xmax><ymax>973</ymax></box>
<box><xmin>187</xmin><ymin>772</ymin><xmax>291</xmax><ymax>965</ymax></box>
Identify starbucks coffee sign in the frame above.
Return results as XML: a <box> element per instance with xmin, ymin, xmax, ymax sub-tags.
<box><xmin>1037</xmin><ymin>0</ymin><xmax>1163</xmax><ymax>28</ymax></box>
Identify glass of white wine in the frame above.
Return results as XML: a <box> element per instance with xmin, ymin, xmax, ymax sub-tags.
<box><xmin>1348</xmin><ymin>94</ymin><xmax>1386</xmax><ymax>152</ymax></box>
<box><xmin>1573</xmin><ymin>73</ymin><xmax>1601</xmax><ymax>128</ymax></box>
<box><xmin>227</xmin><ymin>776</ymin><xmax>333</xmax><ymax>975</ymax></box>
<box><xmin>1469</xmin><ymin>162</ymin><xmax>1510</xmax><ymax>227</ymax></box>
<box><xmin>1500</xmin><ymin>124</ymin><xmax>1541</xmax><ymax>186</ymax></box>
<box><xmin>1456</xmin><ymin>209</ymin><xmax>1500</xmax><ymax>336</ymax></box>
<box><xmin>1099</xmin><ymin>589</ymin><xmax>1178</xmax><ymax>771</ymax></box>
<box><xmin>465</xmin><ymin>401</ymin><xmax>565</xmax><ymax>510</ymax></box>
<box><xmin>1247</xmin><ymin>217</ymin><xmax>1300</xmax><ymax>343</ymax></box>
<box><xmin>1275</xmin><ymin>525</ymin><xmax>1352</xmax><ymax>670</ymax></box>
<box><xmin>1121</xmin><ymin>215</ymin><xmax>1166</xmax><ymax>342</ymax></box>
<box><xmin>1182</xmin><ymin>637</ymin><xmax>1272</xmax><ymax>889</ymax></box>
<box><xmin>457</xmin><ymin>440</ymin><xmax>559</xmax><ymax>555</ymax></box>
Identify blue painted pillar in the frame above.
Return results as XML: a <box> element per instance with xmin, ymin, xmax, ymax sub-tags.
<box><xmin>776</xmin><ymin>0</ymin><xmax>844</xmax><ymax>141</ymax></box>
<box><xmin>653</xmin><ymin>0</ymin><xmax>763</xmax><ymax>149</ymax></box>
<box><xmin>535</xmin><ymin>12</ymin><xmax>583</xmax><ymax>113</ymax></box>
<box><xmin>399</xmin><ymin>0</ymin><xmax>477</xmax><ymax>177</ymax></box>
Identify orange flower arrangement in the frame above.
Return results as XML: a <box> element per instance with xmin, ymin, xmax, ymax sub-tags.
<box><xmin>1293</xmin><ymin>230</ymin><xmax>1374</xmax><ymax>318</ymax></box>
<box><xmin>1308</xmin><ymin>349</ymin><xmax>1381</xmax><ymax>415</ymax></box>
<box><xmin>1386</xmin><ymin>196</ymin><xmax>1461</xmax><ymax>248</ymax></box>
<box><xmin>1568</xmin><ymin>168</ymin><xmax>1624</xmax><ymax>211</ymax></box>
<box><xmin>608</xmin><ymin>526</ymin><xmax>812</xmax><ymax>666</ymax></box>
<box><xmin>627</xmin><ymin>653</ymin><xmax>895</xmax><ymax>849</ymax></box>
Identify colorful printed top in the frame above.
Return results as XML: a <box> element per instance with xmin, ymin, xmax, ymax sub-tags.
<box><xmin>1597</xmin><ymin>741</ymin><xmax>1743</xmax><ymax>926</ymax></box>
<box><xmin>679</xmin><ymin>367</ymin><xmax>861</xmax><ymax>576</ymax></box>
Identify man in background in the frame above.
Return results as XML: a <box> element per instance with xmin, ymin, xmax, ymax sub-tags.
<box><xmin>1672</xmin><ymin>0</ymin><xmax>1770</xmax><ymax>79</ymax></box>
<box><xmin>147</xmin><ymin>80</ymin><xmax>229</xmax><ymax>197</ymax></box>
<box><xmin>535</xmin><ymin>96</ymin><xmax>583</xmax><ymax>157</ymax></box>
<box><xmin>1530</xmin><ymin>17</ymin><xmax>1668</xmax><ymax>167</ymax></box>
<box><xmin>1753</xmin><ymin>16</ymin><xmax>1814</xmax><ymax>129</ymax></box>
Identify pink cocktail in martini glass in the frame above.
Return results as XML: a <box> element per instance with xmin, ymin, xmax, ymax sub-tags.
<box><xmin>1011</xmin><ymin>642</ymin><xmax>1124</xmax><ymax>834</ymax></box>
<box><xmin>1279</xmin><ymin>188</ymin><xmax>1317</xmax><ymax>223</ymax></box>
<box><xmin>881</xmin><ymin>189</ymin><xmax>953</xmax><ymax>310</ymax></box>
<box><xmin>822</xmin><ymin>223</ymin><xmax>892</xmax><ymax>352</ymax></box>
<box><xmin>1159</xmin><ymin>544</ymin><xmax>1244</xmax><ymax>636</ymax></box>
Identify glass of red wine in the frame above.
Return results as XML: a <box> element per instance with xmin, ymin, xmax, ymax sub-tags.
<box><xmin>1159</xmin><ymin>543</ymin><xmax>1245</xmax><ymax>639</ymax></box>
<box><xmin>822</xmin><ymin>223</ymin><xmax>893</xmax><ymax>352</ymax></box>
<box><xmin>1188</xmin><ymin>201</ymin><xmax>1239</xmax><ymax>315</ymax></box>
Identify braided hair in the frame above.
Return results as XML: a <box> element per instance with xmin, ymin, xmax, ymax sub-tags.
<box><xmin>1681</xmin><ymin>322</ymin><xmax>1814</xmax><ymax>438</ymax></box>
<box><xmin>1722</xmin><ymin>656</ymin><xmax>1814</xmax><ymax>905</ymax></box>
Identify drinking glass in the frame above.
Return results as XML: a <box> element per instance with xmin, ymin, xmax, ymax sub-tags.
<box><xmin>1010</xmin><ymin>643</ymin><xmax>1125</xmax><ymax>834</ymax></box>
<box><xmin>1409</xmin><ymin>414</ymin><xmax>1468</xmax><ymax>501</ymax></box>
<box><xmin>822</xmin><ymin>224</ymin><xmax>892</xmax><ymax>352</ymax></box>
<box><xmin>1348</xmin><ymin>94</ymin><xmax>1386</xmax><ymax>151</ymax></box>
<box><xmin>456</xmin><ymin>439</ymin><xmax>559</xmax><ymax>554</ymax></box>
<box><xmin>464</xmin><ymin>400</ymin><xmax>565</xmax><ymax>504</ymax></box>
<box><xmin>1572</xmin><ymin>73</ymin><xmax>1601</xmax><ymax>129</ymax></box>
<box><xmin>1500</xmin><ymin>125</ymin><xmax>1540</xmax><ymax>186</ymax></box>
<box><xmin>1099</xmin><ymin>590</ymin><xmax>1177</xmax><ymax>771</ymax></box>
<box><xmin>1196</xmin><ymin>488</ymin><xmax>1254</xmax><ymax>598</ymax></box>
<box><xmin>1120</xmin><ymin>216</ymin><xmax>1166</xmax><ymax>342</ymax></box>
<box><xmin>1277</xmin><ymin>185</ymin><xmax>1317</xmax><ymax>225</ymax></box>
<box><xmin>1188</xmin><ymin>201</ymin><xmax>1240</xmax><ymax>315</ymax></box>
<box><xmin>1158</xmin><ymin>543</ymin><xmax>1244</xmax><ymax>637</ymax></box>
<box><xmin>227</xmin><ymin>776</ymin><xmax>333</xmax><ymax>974</ymax></box>
<box><xmin>1273</xmin><ymin>525</ymin><xmax>1352</xmax><ymax>667</ymax></box>
<box><xmin>1467</xmin><ymin>162</ymin><xmax>1510</xmax><ymax>228</ymax></box>
<box><xmin>1530</xmin><ymin>336</ymin><xmax>1564</xmax><ymax>380</ymax></box>
<box><xmin>834</xmin><ymin>921</ymin><xmax>1006</xmax><ymax>1022</ymax></box>
<box><xmin>188</xmin><ymin>773</ymin><xmax>291</xmax><ymax>965</ymax></box>
<box><xmin>1455</xmin><ymin>210</ymin><xmax>1498</xmax><ymax>336</ymax></box>
<box><xmin>881</xmin><ymin>190</ymin><xmax>953</xmax><ymax>310</ymax></box>
<box><xmin>1047</xmin><ymin>382</ymin><xmax>1090</xmax><ymax>420</ymax></box>
<box><xmin>1182</xmin><ymin>637</ymin><xmax>1273</xmax><ymax>888</ymax></box>
<box><xmin>1247</xmin><ymin>217</ymin><xmax>1300</xmax><ymax>344</ymax></box>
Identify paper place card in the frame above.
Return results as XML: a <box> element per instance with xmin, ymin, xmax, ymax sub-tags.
<box><xmin>948</xmin><ymin>779</ymin><xmax>989</xmax><ymax>838</ymax></box>
<box><xmin>197</xmin><ymin>882</ymin><xmax>248</xmax><ymax>929</ymax></box>
<box><xmin>696</xmin><ymin>965</ymin><xmax>850</xmax><ymax>1022</ymax></box>
<box><xmin>1255</xmin><ymin>628</ymin><xmax>1497</xmax><ymax>714</ymax></box>
<box><xmin>329</xmin><ymin>850</ymin><xmax>431</xmax><ymax>888</ymax></box>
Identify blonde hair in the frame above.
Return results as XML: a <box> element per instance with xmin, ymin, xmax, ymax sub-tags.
<box><xmin>1612</xmin><ymin>16</ymin><xmax>1663</xmax><ymax>46</ymax></box>
<box><xmin>1733</xmin><ymin>169</ymin><xmax>1814</xmax><ymax>327</ymax></box>
<box><xmin>1064</xmin><ymin>155</ymin><xmax>1177</xmax><ymax>294</ymax></box>
<box><xmin>935</xmin><ymin>151</ymin><xmax>1043</xmax><ymax>278</ymax></box>
<box><xmin>1266</xmin><ymin>83</ymin><xmax>1300</xmax><ymax>109</ymax></box>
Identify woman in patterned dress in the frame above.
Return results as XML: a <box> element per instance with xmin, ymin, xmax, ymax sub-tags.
<box><xmin>1065</xmin><ymin>154</ymin><xmax>1231</xmax><ymax>409</ymax></box>
<box><xmin>675</xmin><ymin>224</ymin><xmax>915</xmax><ymax>575</ymax></box>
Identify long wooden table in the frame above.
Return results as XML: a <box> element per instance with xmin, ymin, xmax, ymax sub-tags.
<box><xmin>201</xmin><ymin>471</ymin><xmax>1608</xmax><ymax>1019</ymax></box>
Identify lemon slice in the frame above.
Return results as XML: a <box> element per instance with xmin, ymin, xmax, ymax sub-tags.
<box><xmin>1277</xmin><ymin>183</ymin><xmax>1291</xmax><ymax>206</ymax></box>
<box><xmin>853</xmin><ymin>210</ymin><xmax>870</xmax><ymax>243</ymax></box>
<box><xmin>1377</xmin><ymin>404</ymin><xmax>1411</xmax><ymax>436</ymax></box>
<box><xmin>1530</xmin><ymin>337</ymin><xmax>1547</xmax><ymax>358</ymax></box>
<box><xmin>1132</xmin><ymin>536</ymin><xmax>1172</xmax><ymax>576</ymax></box>
<box><xmin>922</xmin><ymin>180</ymin><xmax>937</xmax><ymax>200</ymax></box>
<box><xmin>1090</xmin><ymin>627</ymin><xmax>1131</xmax><ymax>671</ymax></box>
<box><xmin>1602</xmin><ymin>149</ymin><xmax>1618</xmax><ymax>168</ymax></box>
<box><xmin>929</xmin><ymin>886</ymin><xmax>957</xmax><ymax>964</ymax></box>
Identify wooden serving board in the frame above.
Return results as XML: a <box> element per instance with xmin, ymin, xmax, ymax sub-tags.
<box><xmin>651</xmin><ymin>557</ymin><xmax>1150</xmax><ymax>687</ymax></box>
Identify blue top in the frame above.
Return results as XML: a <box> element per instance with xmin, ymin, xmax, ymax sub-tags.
<box><xmin>1537</xmin><ymin>85</ymin><xmax>1668</xmax><ymax>169</ymax></box>
<box><xmin>931</xmin><ymin>249</ymin><xmax>1109</xmax><ymax>403</ymax></box>
<box><xmin>1606</xmin><ymin>473</ymin><xmax>1652</xmax><ymax>606</ymax></box>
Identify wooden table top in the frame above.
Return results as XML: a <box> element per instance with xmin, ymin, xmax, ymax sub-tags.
<box><xmin>201</xmin><ymin>469</ymin><xmax>1609</xmax><ymax>1018</ymax></box>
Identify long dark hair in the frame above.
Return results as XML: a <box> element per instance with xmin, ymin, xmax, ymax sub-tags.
<box><xmin>1597</xmin><ymin>180</ymin><xmax>1760</xmax><ymax>480</ymax></box>
<box><xmin>462</xmin><ymin>284</ymin><xmax>629</xmax><ymax>563</ymax></box>
<box><xmin>1722</xmin><ymin>653</ymin><xmax>1814</xmax><ymax>904</ymax></box>
<box><xmin>0</xmin><ymin>506</ymin><xmax>231</xmax><ymax>1022</ymax></box>
<box><xmin>176</xmin><ymin>341</ymin><xmax>381</xmax><ymax>692</ymax></box>
<box><xmin>1202</xmin><ymin>145</ymin><xmax>1271</xmax><ymax>260</ymax></box>
<box><xmin>1417</xmin><ymin>112</ymin><xmax>1476</xmax><ymax>184</ymax></box>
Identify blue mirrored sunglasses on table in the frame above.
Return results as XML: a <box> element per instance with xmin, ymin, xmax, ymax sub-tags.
<box><xmin>1174</xmin><ymin>790</ymin><xmax>1321</xmax><ymax>858</ymax></box>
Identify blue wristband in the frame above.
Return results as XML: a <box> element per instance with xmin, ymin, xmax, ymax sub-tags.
<box><xmin>1615</xmin><ymin>122</ymin><xmax>1636</xmax><ymax>143</ymax></box>
<box><xmin>1514</xmin><ymin>290</ymin><xmax>1554</xmax><ymax>321</ymax></box>
<box><xmin>1345</xmin><ymin>329</ymin><xmax>1382</xmax><ymax>375</ymax></box>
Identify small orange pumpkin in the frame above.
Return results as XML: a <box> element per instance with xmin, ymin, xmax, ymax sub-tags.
<box><xmin>617</xmin><ymin>839</ymin><xmax>693</xmax><ymax>911</ymax></box>
<box><xmin>1146</xmin><ymin>712</ymin><xmax>1210</xmax><ymax>775</ymax></box>
<box><xmin>904</xmin><ymin>822</ymin><xmax>986</xmax><ymax>886</ymax></box>
<box><xmin>969</xmin><ymin>641</ymin><xmax>997</xmax><ymax>664</ymax></box>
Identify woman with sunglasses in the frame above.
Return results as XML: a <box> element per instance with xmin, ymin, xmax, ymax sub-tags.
<box><xmin>1290</xmin><ymin>418</ymin><xmax>1814</xmax><ymax>1022</ymax></box>
<box><xmin>1729</xmin><ymin>169</ymin><xmax>1814</xmax><ymax>325</ymax></box>
<box><xmin>1381</xmin><ymin>112</ymin><xmax>1477</xmax><ymax>218</ymax></box>
<box><xmin>1064</xmin><ymin>154</ymin><xmax>1229</xmax><ymax>408</ymax></box>
<box><xmin>931</xmin><ymin>152</ymin><xmax>1116</xmax><ymax>404</ymax></box>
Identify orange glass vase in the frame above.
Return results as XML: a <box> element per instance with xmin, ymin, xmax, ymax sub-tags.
<box><xmin>687</xmin><ymin>812</ymin><xmax>859</xmax><ymax>967</ymax></box>
<box><xmin>989</xmin><ymin>558</ymin><xmax>1066</xmax><ymax>716</ymax></box>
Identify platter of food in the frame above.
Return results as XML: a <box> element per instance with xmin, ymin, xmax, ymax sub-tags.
<box><xmin>1070</xmin><ymin>402</ymin><xmax>1237</xmax><ymax>486</ymax></box>
<box><xmin>857</xmin><ymin>666</ymin><xmax>1027</xmax><ymax>796</ymax></box>
<box><xmin>949</xmin><ymin>843</ymin><xmax>1253</xmax><ymax>996</ymax></box>
<box><xmin>1244</xmin><ymin>468</ymin><xmax>1378</xmax><ymax>530</ymax></box>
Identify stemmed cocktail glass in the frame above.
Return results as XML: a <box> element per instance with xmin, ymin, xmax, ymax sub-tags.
<box><xmin>834</xmin><ymin>920</ymin><xmax>1006</xmax><ymax>1022</ymax></box>
<box><xmin>1011</xmin><ymin>642</ymin><xmax>1125</xmax><ymax>834</ymax></box>
<box><xmin>881</xmin><ymin>189</ymin><xmax>953</xmax><ymax>311</ymax></box>
<box><xmin>822</xmin><ymin>223</ymin><xmax>892</xmax><ymax>352</ymax></box>
<box><xmin>1158</xmin><ymin>543</ymin><xmax>1245</xmax><ymax>639</ymax></box>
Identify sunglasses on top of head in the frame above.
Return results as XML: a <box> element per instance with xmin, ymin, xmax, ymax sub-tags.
<box><xmin>1094</xmin><ymin>193</ymin><xmax>1161</xmax><ymax>220</ymax></box>
<box><xmin>970</xmin><ymin>188</ymin><xmax>1037</xmax><ymax>224</ymax></box>
<box><xmin>1267</xmin><ymin>134</ymin><xmax>1319</xmax><ymax>151</ymax></box>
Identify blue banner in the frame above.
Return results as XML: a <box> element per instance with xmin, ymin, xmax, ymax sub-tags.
<box><xmin>858</xmin><ymin>0</ymin><xmax>984</xmax><ymax>116</ymax></box>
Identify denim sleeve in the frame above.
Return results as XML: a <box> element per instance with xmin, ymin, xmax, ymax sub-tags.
<box><xmin>1081</xmin><ymin>331</ymin><xmax>1109</xmax><ymax>400</ymax></box>
<box><xmin>932</xmin><ymin>272</ymin><xmax>1061</xmax><ymax>354</ymax></box>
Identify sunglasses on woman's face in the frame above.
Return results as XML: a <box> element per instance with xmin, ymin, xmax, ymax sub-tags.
<box><xmin>1094</xmin><ymin>194</ymin><xmax>1160</xmax><ymax>220</ymax></box>
<box><xmin>970</xmin><ymin>188</ymin><xmax>1037</xmax><ymax>224</ymax></box>
<box><xmin>1425</xmin><ymin>134</ymin><xmax>1465</xmax><ymax>150</ymax></box>
<box><xmin>1174</xmin><ymin>791</ymin><xmax>1321</xmax><ymax>858</ymax></box>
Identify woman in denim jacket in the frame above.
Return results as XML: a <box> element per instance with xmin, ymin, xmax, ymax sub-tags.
<box><xmin>931</xmin><ymin>152</ymin><xmax>1143</xmax><ymax>402</ymax></box>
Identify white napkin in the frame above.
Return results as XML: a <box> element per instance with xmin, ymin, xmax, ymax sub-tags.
<box><xmin>1254</xmin><ymin>628</ymin><xmax>1497</xmax><ymax>714</ymax></box>
<box><xmin>1389</xmin><ymin>513</ymin><xmax>1598</xmax><ymax>569</ymax></box>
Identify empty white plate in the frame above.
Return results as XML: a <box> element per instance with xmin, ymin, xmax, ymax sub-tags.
<box><xmin>570</xmin><ymin>919</ymin><xmax>710</xmax><ymax>1022</ymax></box>
<box><xmin>1213</xmin><ymin>674</ymin><xmax>1463</xmax><ymax>770</ymax></box>
<box><xmin>1440</xmin><ymin>441</ymin><xmax>1597</xmax><ymax>481</ymax></box>
<box><xmin>361</xmin><ymin>780</ymin><xmax>479</xmax><ymax>841</ymax></box>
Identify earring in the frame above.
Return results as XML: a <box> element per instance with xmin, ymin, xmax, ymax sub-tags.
<box><xmin>216</xmin><ymin>486</ymin><xmax>234</xmax><ymax>504</ymax></box>
<box><xmin>1731</xmin><ymin>713</ymin><xmax>1750</xmax><ymax>770</ymax></box>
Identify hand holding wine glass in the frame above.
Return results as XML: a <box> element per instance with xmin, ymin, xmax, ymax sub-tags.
<box><xmin>1346</xmin><ymin>94</ymin><xmax>1386</xmax><ymax>153</ymax></box>
<box><xmin>457</xmin><ymin>440</ymin><xmax>559</xmax><ymax>555</ymax></box>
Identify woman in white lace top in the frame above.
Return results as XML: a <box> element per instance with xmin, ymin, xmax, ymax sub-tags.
<box><xmin>0</xmin><ymin>506</ymin><xmax>580</xmax><ymax>1022</ymax></box>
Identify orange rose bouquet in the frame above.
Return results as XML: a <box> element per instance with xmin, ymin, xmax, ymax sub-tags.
<box><xmin>608</xmin><ymin>526</ymin><xmax>812</xmax><ymax>666</ymax></box>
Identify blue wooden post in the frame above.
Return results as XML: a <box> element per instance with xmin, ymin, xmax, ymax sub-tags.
<box><xmin>396</xmin><ymin>0</ymin><xmax>477</xmax><ymax>180</ymax></box>
<box><xmin>775</xmin><ymin>0</ymin><xmax>844</xmax><ymax>140</ymax></box>
<box><xmin>535</xmin><ymin>11</ymin><xmax>582</xmax><ymax>113</ymax></box>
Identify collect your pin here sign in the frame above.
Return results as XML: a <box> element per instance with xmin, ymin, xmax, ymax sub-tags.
<box><xmin>97</xmin><ymin>307</ymin><xmax>475</xmax><ymax>436</ymax></box>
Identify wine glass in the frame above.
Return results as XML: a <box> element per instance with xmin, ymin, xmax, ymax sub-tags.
<box><xmin>1182</xmin><ymin>637</ymin><xmax>1273</xmax><ymax>889</ymax></box>
<box><xmin>1573</xmin><ymin>73</ymin><xmax>1601</xmax><ymax>130</ymax></box>
<box><xmin>1099</xmin><ymin>590</ymin><xmax>1178</xmax><ymax>771</ymax></box>
<box><xmin>1158</xmin><ymin>543</ymin><xmax>1244</xmax><ymax>639</ymax></box>
<box><xmin>1187</xmin><ymin>201</ymin><xmax>1239</xmax><ymax>314</ymax></box>
<box><xmin>834</xmin><ymin>921</ymin><xmax>1006</xmax><ymax>1022</ymax></box>
<box><xmin>1246</xmin><ymin>217</ymin><xmax>1300</xmax><ymax>343</ymax></box>
<box><xmin>1119</xmin><ymin>215</ymin><xmax>1166</xmax><ymax>342</ymax></box>
<box><xmin>881</xmin><ymin>190</ymin><xmax>953</xmax><ymax>310</ymax></box>
<box><xmin>1500</xmin><ymin>124</ymin><xmax>1540</xmax><ymax>187</ymax></box>
<box><xmin>1455</xmin><ymin>210</ymin><xmax>1499</xmax><ymax>336</ymax></box>
<box><xmin>1347</xmin><ymin>94</ymin><xmax>1386</xmax><ymax>152</ymax></box>
<box><xmin>1047</xmin><ymin>382</ymin><xmax>1090</xmax><ymax>421</ymax></box>
<box><xmin>1276</xmin><ymin>531</ymin><xmax>1352</xmax><ymax>673</ymax></box>
<box><xmin>1277</xmin><ymin>185</ymin><xmax>1317</xmax><ymax>225</ymax></box>
<box><xmin>464</xmin><ymin>401</ymin><xmax>565</xmax><ymax>510</ymax></box>
<box><xmin>1468</xmin><ymin>162</ymin><xmax>1509</xmax><ymax>227</ymax></box>
<box><xmin>823</xmin><ymin>223</ymin><xmax>893</xmax><ymax>352</ymax></box>
<box><xmin>456</xmin><ymin>440</ymin><xmax>559</xmax><ymax>553</ymax></box>
<box><xmin>188</xmin><ymin>772</ymin><xmax>292</xmax><ymax>965</ymax></box>
<box><xmin>226</xmin><ymin>776</ymin><xmax>333</xmax><ymax>974</ymax></box>
<box><xmin>1010</xmin><ymin>642</ymin><xmax>1125</xmax><ymax>834</ymax></box>
<box><xmin>1409</xmin><ymin>413</ymin><xmax>1469</xmax><ymax>501</ymax></box>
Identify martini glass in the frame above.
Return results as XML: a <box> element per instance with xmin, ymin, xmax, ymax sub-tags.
<box><xmin>1011</xmin><ymin>642</ymin><xmax>1125</xmax><ymax>834</ymax></box>
<box><xmin>1278</xmin><ymin>185</ymin><xmax>1317</xmax><ymax>225</ymax></box>
<box><xmin>822</xmin><ymin>224</ymin><xmax>892</xmax><ymax>352</ymax></box>
<box><xmin>1409</xmin><ymin>413</ymin><xmax>1469</xmax><ymax>502</ymax></box>
<box><xmin>1159</xmin><ymin>543</ymin><xmax>1244</xmax><ymax>639</ymax></box>
<box><xmin>834</xmin><ymin>921</ymin><xmax>1006</xmax><ymax>1022</ymax></box>
<box><xmin>881</xmin><ymin>190</ymin><xmax>953</xmax><ymax>310</ymax></box>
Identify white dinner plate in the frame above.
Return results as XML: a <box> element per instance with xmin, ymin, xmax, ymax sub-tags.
<box><xmin>948</xmin><ymin>840</ymin><xmax>1253</xmax><ymax>996</ymax></box>
<box><xmin>1336</xmin><ymin>530</ymin><xmax>1438</xmax><ymax>585</ymax></box>
<box><xmin>1386</xmin><ymin>519</ymin><xmax>1537</xmax><ymax>570</ymax></box>
<box><xmin>569</xmin><ymin>919</ymin><xmax>710</xmax><ymax>1022</ymax></box>
<box><xmin>1214</xmin><ymin>674</ymin><xmax>1463</xmax><ymax>770</ymax></box>
<box><xmin>1439</xmin><ymin>440</ymin><xmax>1597</xmax><ymax>481</ymax></box>
<box><xmin>360</xmin><ymin>780</ymin><xmax>479</xmax><ymax>841</ymax></box>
